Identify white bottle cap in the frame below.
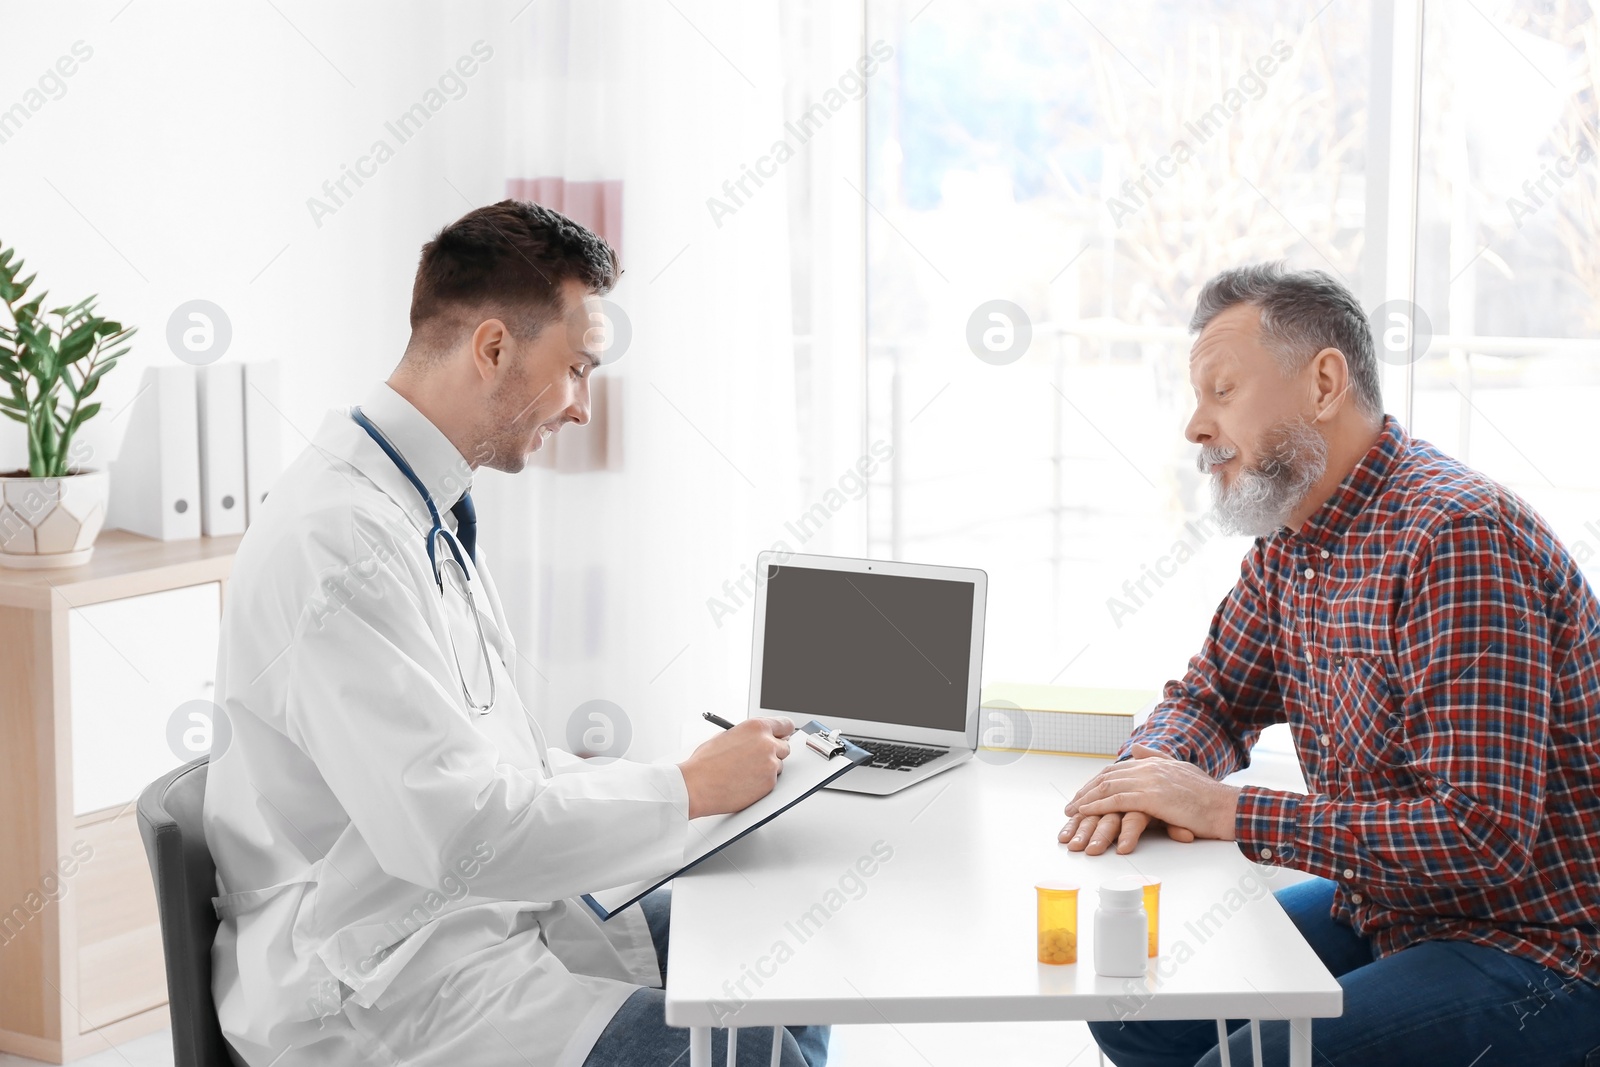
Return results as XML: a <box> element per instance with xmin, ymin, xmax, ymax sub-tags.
<box><xmin>1099</xmin><ymin>875</ymin><xmax>1146</xmax><ymax>907</ymax></box>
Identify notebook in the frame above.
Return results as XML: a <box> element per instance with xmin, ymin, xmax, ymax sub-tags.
<box><xmin>581</xmin><ymin>720</ymin><xmax>870</xmax><ymax>920</ymax></box>
<box><xmin>979</xmin><ymin>683</ymin><xmax>1159</xmax><ymax>758</ymax></box>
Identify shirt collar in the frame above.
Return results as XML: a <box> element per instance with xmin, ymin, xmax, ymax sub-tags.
<box><xmin>356</xmin><ymin>382</ymin><xmax>474</xmax><ymax>511</ymax></box>
<box><xmin>1292</xmin><ymin>414</ymin><xmax>1408</xmax><ymax>545</ymax></box>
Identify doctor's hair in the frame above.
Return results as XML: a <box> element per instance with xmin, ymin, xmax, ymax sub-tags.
<box><xmin>1190</xmin><ymin>263</ymin><xmax>1383</xmax><ymax>421</ymax></box>
<box><xmin>405</xmin><ymin>199</ymin><xmax>619</xmax><ymax>357</ymax></box>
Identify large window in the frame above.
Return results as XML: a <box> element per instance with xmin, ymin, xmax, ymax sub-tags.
<box><xmin>1412</xmin><ymin>1</ymin><xmax>1600</xmax><ymax>562</ymax></box>
<box><xmin>863</xmin><ymin>0</ymin><xmax>1375</xmax><ymax>685</ymax></box>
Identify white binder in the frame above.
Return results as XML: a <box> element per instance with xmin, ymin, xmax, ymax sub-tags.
<box><xmin>195</xmin><ymin>363</ymin><xmax>246</xmax><ymax>536</ymax></box>
<box><xmin>241</xmin><ymin>360</ymin><xmax>283</xmax><ymax>525</ymax></box>
<box><xmin>108</xmin><ymin>365</ymin><xmax>202</xmax><ymax>541</ymax></box>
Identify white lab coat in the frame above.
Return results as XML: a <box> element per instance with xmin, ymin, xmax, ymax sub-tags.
<box><xmin>204</xmin><ymin>383</ymin><xmax>690</xmax><ymax>1067</ymax></box>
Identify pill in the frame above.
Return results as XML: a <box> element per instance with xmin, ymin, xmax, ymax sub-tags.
<box><xmin>1037</xmin><ymin>927</ymin><xmax>1078</xmax><ymax>964</ymax></box>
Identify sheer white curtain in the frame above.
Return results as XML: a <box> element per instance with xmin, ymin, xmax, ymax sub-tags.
<box><xmin>476</xmin><ymin>0</ymin><xmax>803</xmax><ymax>764</ymax></box>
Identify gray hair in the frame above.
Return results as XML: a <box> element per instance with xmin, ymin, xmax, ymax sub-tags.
<box><xmin>1190</xmin><ymin>263</ymin><xmax>1383</xmax><ymax>420</ymax></box>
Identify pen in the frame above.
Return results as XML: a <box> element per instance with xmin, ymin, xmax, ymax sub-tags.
<box><xmin>703</xmin><ymin>712</ymin><xmax>737</xmax><ymax>731</ymax></box>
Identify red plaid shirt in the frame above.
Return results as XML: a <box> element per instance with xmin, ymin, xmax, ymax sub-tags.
<box><xmin>1130</xmin><ymin>415</ymin><xmax>1600</xmax><ymax>983</ymax></box>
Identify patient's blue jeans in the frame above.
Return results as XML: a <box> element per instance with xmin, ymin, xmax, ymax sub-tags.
<box><xmin>581</xmin><ymin>887</ymin><xmax>829</xmax><ymax>1067</ymax></box>
<box><xmin>1090</xmin><ymin>877</ymin><xmax>1600</xmax><ymax>1067</ymax></box>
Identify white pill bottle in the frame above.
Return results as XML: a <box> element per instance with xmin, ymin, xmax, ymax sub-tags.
<box><xmin>1094</xmin><ymin>876</ymin><xmax>1149</xmax><ymax>977</ymax></box>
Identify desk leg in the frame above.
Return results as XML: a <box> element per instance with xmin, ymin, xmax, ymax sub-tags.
<box><xmin>691</xmin><ymin>1027</ymin><xmax>710</xmax><ymax>1067</ymax></box>
<box><xmin>1288</xmin><ymin>1018</ymin><xmax>1312</xmax><ymax>1067</ymax></box>
<box><xmin>726</xmin><ymin>1027</ymin><xmax>738</xmax><ymax>1066</ymax></box>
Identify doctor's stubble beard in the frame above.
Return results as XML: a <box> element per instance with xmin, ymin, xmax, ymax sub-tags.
<box><xmin>1198</xmin><ymin>417</ymin><xmax>1328</xmax><ymax>537</ymax></box>
<box><xmin>477</xmin><ymin>356</ymin><xmax>549</xmax><ymax>474</ymax></box>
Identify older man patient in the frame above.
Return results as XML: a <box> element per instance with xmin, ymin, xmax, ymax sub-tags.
<box><xmin>1063</xmin><ymin>265</ymin><xmax>1600</xmax><ymax>1066</ymax></box>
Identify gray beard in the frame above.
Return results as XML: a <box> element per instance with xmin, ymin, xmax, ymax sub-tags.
<box><xmin>1201</xmin><ymin>419</ymin><xmax>1329</xmax><ymax>537</ymax></box>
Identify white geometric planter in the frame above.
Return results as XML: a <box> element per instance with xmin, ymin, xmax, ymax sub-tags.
<box><xmin>0</xmin><ymin>469</ymin><xmax>110</xmax><ymax>569</ymax></box>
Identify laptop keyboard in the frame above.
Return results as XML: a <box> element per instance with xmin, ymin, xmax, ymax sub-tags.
<box><xmin>843</xmin><ymin>737</ymin><xmax>947</xmax><ymax>771</ymax></box>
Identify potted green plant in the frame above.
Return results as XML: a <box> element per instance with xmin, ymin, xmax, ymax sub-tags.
<box><xmin>0</xmin><ymin>242</ymin><xmax>134</xmax><ymax>568</ymax></box>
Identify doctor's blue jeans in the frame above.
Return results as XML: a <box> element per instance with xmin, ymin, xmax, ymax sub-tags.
<box><xmin>581</xmin><ymin>888</ymin><xmax>829</xmax><ymax>1067</ymax></box>
<box><xmin>1089</xmin><ymin>877</ymin><xmax>1600</xmax><ymax>1067</ymax></box>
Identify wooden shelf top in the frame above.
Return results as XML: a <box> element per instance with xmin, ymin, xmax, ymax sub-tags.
<box><xmin>0</xmin><ymin>529</ymin><xmax>242</xmax><ymax>611</ymax></box>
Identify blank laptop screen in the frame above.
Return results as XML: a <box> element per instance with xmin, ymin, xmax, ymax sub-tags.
<box><xmin>758</xmin><ymin>563</ymin><xmax>975</xmax><ymax>732</ymax></box>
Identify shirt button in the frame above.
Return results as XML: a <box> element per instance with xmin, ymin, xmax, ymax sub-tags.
<box><xmin>1305</xmin><ymin>651</ymin><xmax>1314</xmax><ymax>664</ymax></box>
<box><xmin>1320</xmin><ymin>549</ymin><xmax>1330</xmax><ymax>560</ymax></box>
<box><xmin>1303</xmin><ymin>567</ymin><xmax>1315</xmax><ymax>579</ymax></box>
<box><xmin>1259</xmin><ymin>847</ymin><xmax>1273</xmax><ymax>859</ymax></box>
<box><xmin>1342</xmin><ymin>868</ymin><xmax>1355</xmax><ymax>879</ymax></box>
<box><xmin>1351</xmin><ymin>893</ymin><xmax>1363</xmax><ymax>904</ymax></box>
<box><xmin>1319</xmin><ymin>734</ymin><xmax>1331</xmax><ymax>746</ymax></box>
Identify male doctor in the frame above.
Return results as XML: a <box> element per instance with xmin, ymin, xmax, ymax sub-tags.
<box><xmin>204</xmin><ymin>201</ymin><xmax>827</xmax><ymax>1067</ymax></box>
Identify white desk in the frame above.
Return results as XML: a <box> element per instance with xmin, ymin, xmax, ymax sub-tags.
<box><xmin>664</xmin><ymin>752</ymin><xmax>1341</xmax><ymax>1067</ymax></box>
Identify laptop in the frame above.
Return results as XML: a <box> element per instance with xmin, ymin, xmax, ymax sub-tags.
<box><xmin>746</xmin><ymin>551</ymin><xmax>987</xmax><ymax>796</ymax></box>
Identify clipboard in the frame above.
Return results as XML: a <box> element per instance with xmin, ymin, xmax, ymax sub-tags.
<box><xmin>582</xmin><ymin>720</ymin><xmax>870</xmax><ymax>920</ymax></box>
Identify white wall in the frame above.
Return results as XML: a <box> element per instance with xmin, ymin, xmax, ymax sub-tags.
<box><xmin>2</xmin><ymin>1</ymin><xmax>817</xmax><ymax>766</ymax></box>
<box><xmin>0</xmin><ymin>0</ymin><xmax>512</xmax><ymax>475</ymax></box>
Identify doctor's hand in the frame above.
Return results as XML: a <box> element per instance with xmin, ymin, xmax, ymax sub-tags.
<box><xmin>678</xmin><ymin>717</ymin><xmax>796</xmax><ymax>820</ymax></box>
<box><xmin>1058</xmin><ymin>744</ymin><xmax>1200</xmax><ymax>855</ymax></box>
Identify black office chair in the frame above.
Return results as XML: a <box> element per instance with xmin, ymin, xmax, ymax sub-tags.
<box><xmin>136</xmin><ymin>756</ymin><xmax>241</xmax><ymax>1067</ymax></box>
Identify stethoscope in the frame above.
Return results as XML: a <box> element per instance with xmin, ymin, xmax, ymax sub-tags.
<box><xmin>351</xmin><ymin>407</ymin><xmax>498</xmax><ymax>715</ymax></box>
